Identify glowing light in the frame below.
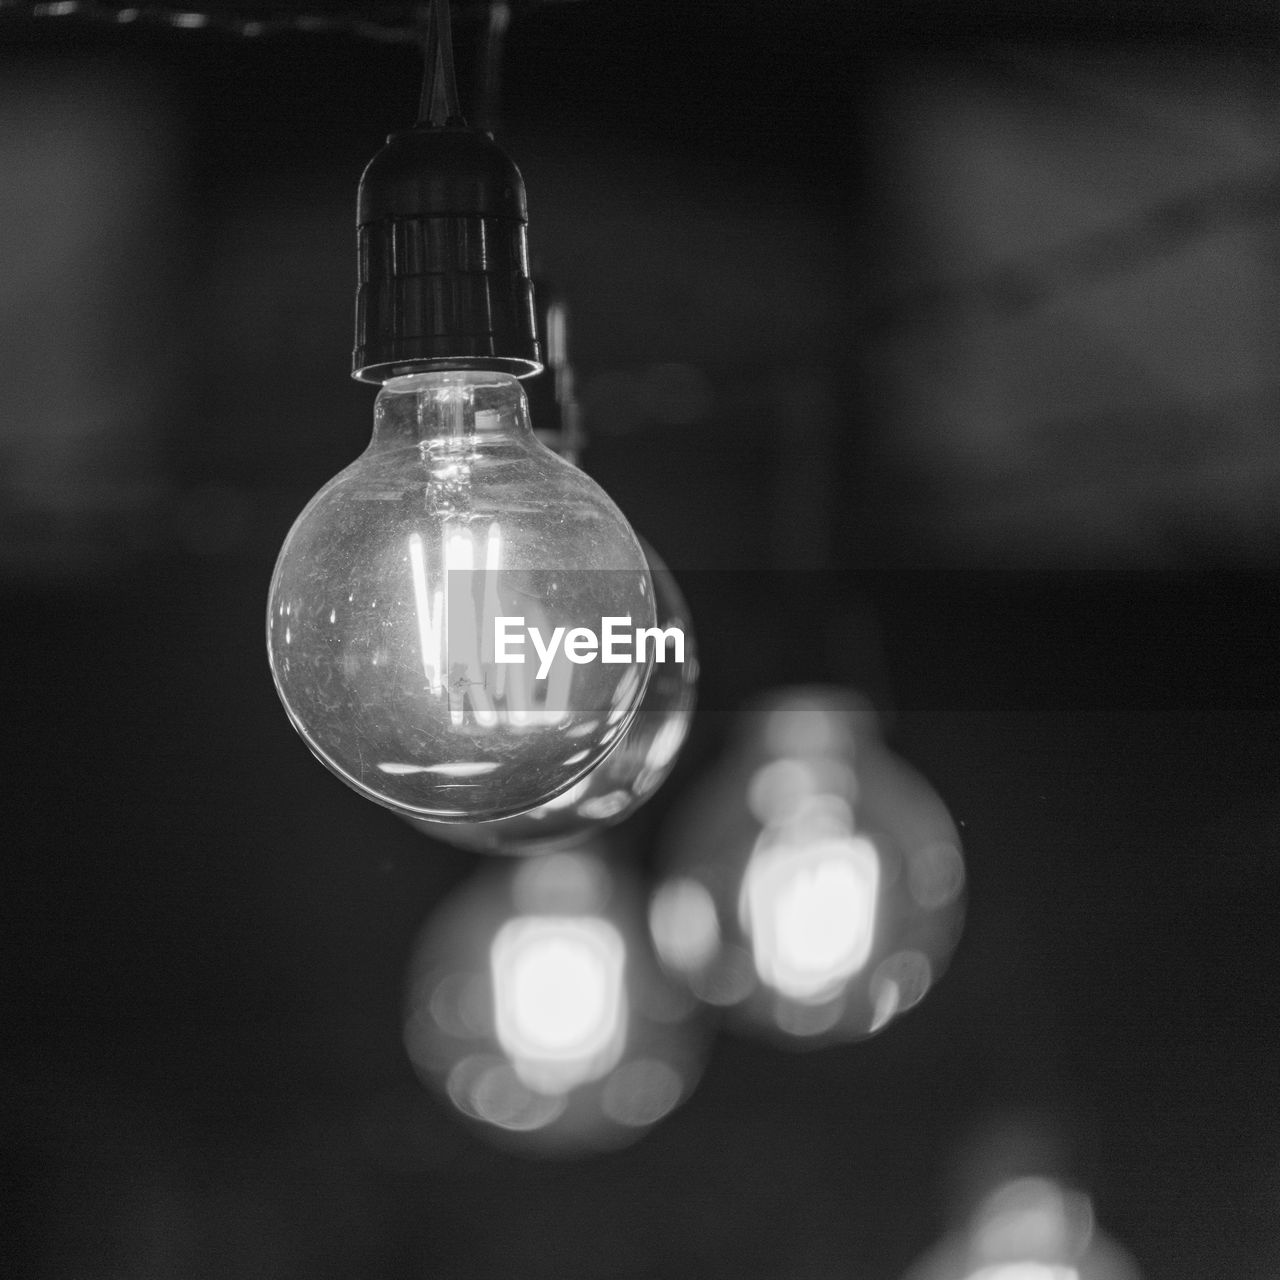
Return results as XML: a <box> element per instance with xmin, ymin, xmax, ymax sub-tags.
<box><xmin>909</xmin><ymin>841</ymin><xmax>966</xmax><ymax>910</ymax></box>
<box><xmin>741</xmin><ymin>830</ymin><xmax>879</xmax><ymax>1001</ymax></box>
<box><xmin>407</xmin><ymin>531</ymin><xmax>436</xmax><ymax>683</ymax></box>
<box><xmin>491</xmin><ymin>915</ymin><xmax>627</xmax><ymax>1093</ymax></box>
<box><xmin>965</xmin><ymin>1268</ymin><xmax>1078</xmax><ymax>1280</ymax></box>
<box><xmin>601</xmin><ymin>1059</ymin><xmax>684</xmax><ymax>1127</ymax></box>
<box><xmin>511</xmin><ymin>850</ymin><xmax>608</xmax><ymax>913</ymax></box>
<box><xmin>747</xmin><ymin>757</ymin><xmax>820</xmax><ymax>823</ymax></box>
<box><xmin>650</xmin><ymin>877</ymin><xmax>720</xmax><ymax>973</ymax></box>
<box><xmin>903</xmin><ymin>1171</ymin><xmax>1137</xmax><ymax>1280</ymax></box>
<box><xmin>973</xmin><ymin>1179</ymin><xmax>1093</xmax><ymax>1265</ymax></box>
<box><xmin>654</xmin><ymin>687</ymin><xmax>965</xmax><ymax>1044</ymax></box>
<box><xmin>469</xmin><ymin>1061</ymin><xmax>566</xmax><ymax>1131</ymax></box>
<box><xmin>404</xmin><ymin>848</ymin><xmax>708</xmax><ymax>1153</ymax></box>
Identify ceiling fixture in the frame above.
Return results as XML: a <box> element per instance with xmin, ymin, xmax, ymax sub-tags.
<box><xmin>266</xmin><ymin>1</ymin><xmax>658</xmax><ymax>823</ymax></box>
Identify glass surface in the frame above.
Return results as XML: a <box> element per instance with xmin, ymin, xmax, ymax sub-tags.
<box><xmin>405</xmin><ymin>542</ymin><xmax>696</xmax><ymax>852</ymax></box>
<box><xmin>268</xmin><ymin>372</ymin><xmax>655</xmax><ymax>822</ymax></box>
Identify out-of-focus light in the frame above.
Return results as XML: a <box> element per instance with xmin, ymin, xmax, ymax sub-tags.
<box><xmin>974</xmin><ymin>1178</ymin><xmax>1091</xmax><ymax>1263</ymax></box>
<box><xmin>491</xmin><ymin>915</ymin><xmax>626</xmax><ymax>1093</ymax></box>
<box><xmin>649</xmin><ymin>878</ymin><xmax>720</xmax><ymax>972</ymax></box>
<box><xmin>404</xmin><ymin>846</ymin><xmax>707</xmax><ymax>1154</ymax></box>
<box><xmin>966</xmin><ymin>1268</ymin><xmax>1077</xmax><ymax>1280</ymax></box>
<box><xmin>651</xmin><ymin>687</ymin><xmax>965</xmax><ymax>1047</ymax></box>
<box><xmin>741</xmin><ymin>826</ymin><xmax>879</xmax><ymax>1002</ymax></box>
<box><xmin>902</xmin><ymin>1177</ymin><xmax>1140</xmax><ymax>1280</ymax></box>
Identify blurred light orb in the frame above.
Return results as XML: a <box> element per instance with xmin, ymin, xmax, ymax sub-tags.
<box><xmin>742</xmin><ymin>826</ymin><xmax>879</xmax><ymax>1002</ymax></box>
<box><xmin>405</xmin><ymin>550</ymin><xmax>696</xmax><ymax>853</ymax></box>
<box><xmin>404</xmin><ymin>848</ymin><xmax>707</xmax><ymax>1154</ymax></box>
<box><xmin>492</xmin><ymin>915</ymin><xmax>626</xmax><ymax>1093</ymax></box>
<box><xmin>651</xmin><ymin>687</ymin><xmax>965</xmax><ymax>1046</ymax></box>
<box><xmin>902</xmin><ymin>1177</ymin><xmax>1141</xmax><ymax>1280</ymax></box>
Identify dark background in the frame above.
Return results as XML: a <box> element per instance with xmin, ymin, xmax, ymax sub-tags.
<box><xmin>2</xmin><ymin>2</ymin><xmax>1279</xmax><ymax>1276</ymax></box>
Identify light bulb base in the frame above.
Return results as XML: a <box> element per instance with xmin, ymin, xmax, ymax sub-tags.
<box><xmin>352</xmin><ymin>126</ymin><xmax>542</xmax><ymax>383</ymax></box>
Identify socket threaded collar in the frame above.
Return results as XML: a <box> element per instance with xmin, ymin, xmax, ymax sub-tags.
<box><xmin>352</xmin><ymin>126</ymin><xmax>542</xmax><ymax>383</ymax></box>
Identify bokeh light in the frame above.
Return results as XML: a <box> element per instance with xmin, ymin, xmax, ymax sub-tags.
<box><xmin>651</xmin><ymin>687</ymin><xmax>965</xmax><ymax>1046</ymax></box>
<box><xmin>404</xmin><ymin>846</ymin><xmax>708</xmax><ymax>1154</ymax></box>
<box><xmin>902</xmin><ymin>1176</ymin><xmax>1142</xmax><ymax>1280</ymax></box>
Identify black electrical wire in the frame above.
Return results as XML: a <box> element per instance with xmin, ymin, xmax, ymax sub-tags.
<box><xmin>0</xmin><ymin>0</ymin><xmax>423</xmax><ymax>41</ymax></box>
<box><xmin>417</xmin><ymin>0</ymin><xmax>463</xmax><ymax>127</ymax></box>
<box><xmin>0</xmin><ymin>0</ymin><xmax>540</xmax><ymax>42</ymax></box>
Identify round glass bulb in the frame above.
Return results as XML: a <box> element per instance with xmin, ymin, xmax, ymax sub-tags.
<box><xmin>650</xmin><ymin>686</ymin><xmax>965</xmax><ymax>1046</ymax></box>
<box><xmin>901</xmin><ymin>1177</ymin><xmax>1142</xmax><ymax>1280</ymax></box>
<box><xmin>403</xmin><ymin>846</ymin><xmax>708</xmax><ymax>1154</ymax></box>
<box><xmin>267</xmin><ymin>371</ymin><xmax>655</xmax><ymax>822</ymax></box>
<box><xmin>405</xmin><ymin>541</ymin><xmax>697</xmax><ymax>853</ymax></box>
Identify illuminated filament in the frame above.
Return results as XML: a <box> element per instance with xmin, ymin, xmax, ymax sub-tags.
<box><xmin>408</xmin><ymin>522</ymin><xmax>504</xmax><ymax>727</ymax></box>
<box><xmin>491</xmin><ymin>915</ymin><xmax>627</xmax><ymax>1094</ymax></box>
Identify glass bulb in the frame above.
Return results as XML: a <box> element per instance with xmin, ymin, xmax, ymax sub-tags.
<box><xmin>403</xmin><ymin>845</ymin><xmax>708</xmax><ymax>1155</ymax></box>
<box><xmin>650</xmin><ymin>686</ymin><xmax>965</xmax><ymax>1046</ymax></box>
<box><xmin>267</xmin><ymin>371</ymin><xmax>656</xmax><ymax>822</ymax></box>
<box><xmin>902</xmin><ymin>1177</ymin><xmax>1142</xmax><ymax>1280</ymax></box>
<box><xmin>404</xmin><ymin>542</ymin><xmax>697</xmax><ymax>853</ymax></box>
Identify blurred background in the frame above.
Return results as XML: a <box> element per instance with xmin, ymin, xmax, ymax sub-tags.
<box><xmin>2</xmin><ymin>1</ymin><xmax>1279</xmax><ymax>1276</ymax></box>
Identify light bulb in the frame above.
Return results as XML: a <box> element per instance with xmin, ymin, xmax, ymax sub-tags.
<box><xmin>403</xmin><ymin>845</ymin><xmax>708</xmax><ymax>1154</ymax></box>
<box><xmin>399</xmin><ymin>277</ymin><xmax>697</xmax><ymax>850</ymax></box>
<box><xmin>404</xmin><ymin>543</ymin><xmax>696</xmax><ymax>852</ymax></box>
<box><xmin>902</xmin><ymin>1177</ymin><xmax>1142</xmax><ymax>1280</ymax></box>
<box><xmin>650</xmin><ymin>686</ymin><xmax>965</xmax><ymax>1045</ymax></box>
<box><xmin>267</xmin><ymin>370</ymin><xmax>656</xmax><ymax>822</ymax></box>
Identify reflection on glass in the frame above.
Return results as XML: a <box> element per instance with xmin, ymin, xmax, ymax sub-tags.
<box><xmin>902</xmin><ymin>1177</ymin><xmax>1141</xmax><ymax>1280</ymax></box>
<box><xmin>404</xmin><ymin>846</ymin><xmax>708</xmax><ymax>1154</ymax></box>
<box><xmin>267</xmin><ymin>372</ymin><xmax>656</xmax><ymax>823</ymax></box>
<box><xmin>405</xmin><ymin>550</ymin><xmax>697</xmax><ymax>853</ymax></box>
<box><xmin>651</xmin><ymin>687</ymin><xmax>965</xmax><ymax>1046</ymax></box>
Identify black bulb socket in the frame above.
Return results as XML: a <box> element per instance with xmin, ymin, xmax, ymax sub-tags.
<box><xmin>352</xmin><ymin>125</ymin><xmax>542</xmax><ymax>383</ymax></box>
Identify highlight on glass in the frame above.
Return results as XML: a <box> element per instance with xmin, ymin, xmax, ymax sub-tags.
<box><xmin>650</xmin><ymin>687</ymin><xmax>965</xmax><ymax>1045</ymax></box>
<box><xmin>403</xmin><ymin>845</ymin><xmax>708</xmax><ymax>1153</ymax></box>
<box><xmin>405</xmin><ymin>549</ymin><xmax>697</xmax><ymax>853</ymax></box>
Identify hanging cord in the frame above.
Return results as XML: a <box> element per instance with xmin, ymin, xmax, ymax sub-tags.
<box><xmin>0</xmin><ymin>1</ymin><xmax>421</xmax><ymax>41</ymax></box>
<box><xmin>0</xmin><ymin>0</ymin><xmax>533</xmax><ymax>43</ymax></box>
<box><xmin>417</xmin><ymin>0</ymin><xmax>464</xmax><ymax>127</ymax></box>
<box><xmin>473</xmin><ymin>1</ymin><xmax>510</xmax><ymax>134</ymax></box>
